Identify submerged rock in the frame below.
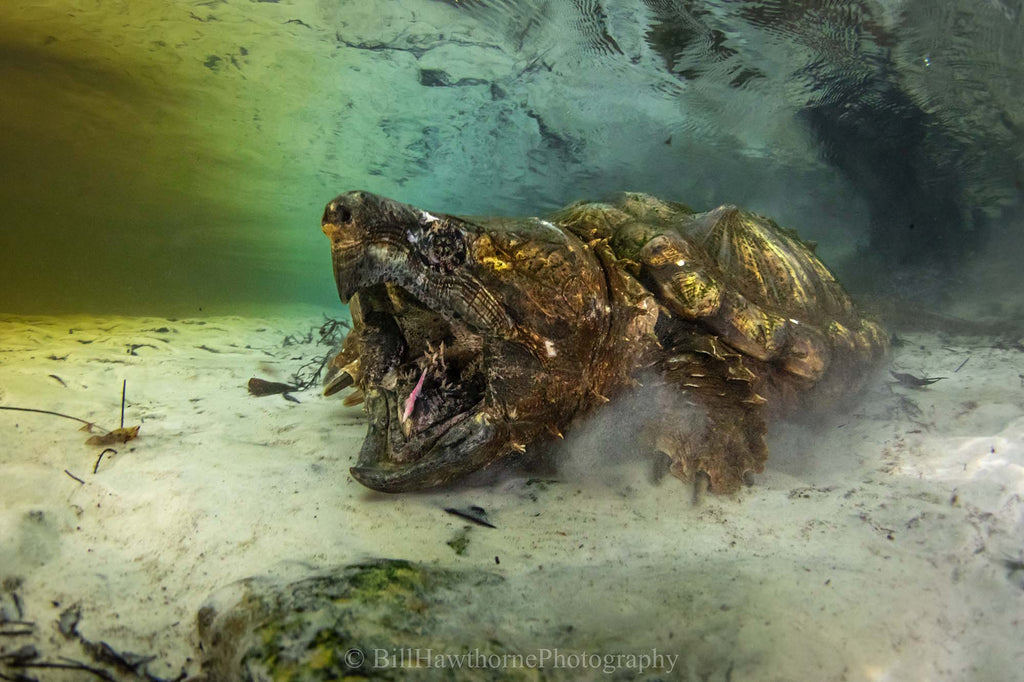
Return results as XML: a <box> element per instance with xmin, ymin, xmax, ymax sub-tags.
<box><xmin>196</xmin><ymin>559</ymin><xmax>542</xmax><ymax>681</ymax></box>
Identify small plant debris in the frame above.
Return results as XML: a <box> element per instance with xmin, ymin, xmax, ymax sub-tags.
<box><xmin>277</xmin><ymin>315</ymin><xmax>351</xmax><ymax>392</ymax></box>
<box><xmin>93</xmin><ymin>448</ymin><xmax>116</xmax><ymax>474</ymax></box>
<box><xmin>0</xmin><ymin>380</ymin><xmax>140</xmax><ymax>448</ymax></box>
<box><xmin>85</xmin><ymin>426</ymin><xmax>139</xmax><ymax>446</ymax></box>
<box><xmin>890</xmin><ymin>371</ymin><xmax>945</xmax><ymax>388</ymax></box>
<box><xmin>126</xmin><ymin>343</ymin><xmax>158</xmax><ymax>356</ymax></box>
<box><xmin>446</xmin><ymin>527</ymin><xmax>471</xmax><ymax>556</ymax></box>
<box><xmin>247</xmin><ymin>378</ymin><xmax>297</xmax><ymax>396</ymax></box>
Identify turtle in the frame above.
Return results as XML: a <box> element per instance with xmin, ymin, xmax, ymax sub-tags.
<box><xmin>320</xmin><ymin>191</ymin><xmax>888</xmax><ymax>494</ymax></box>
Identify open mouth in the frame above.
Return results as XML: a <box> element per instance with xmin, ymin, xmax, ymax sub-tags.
<box><xmin>332</xmin><ymin>281</ymin><xmax>487</xmax><ymax>444</ymax></box>
<box><xmin>324</xmin><ymin>280</ymin><xmax>506</xmax><ymax>492</ymax></box>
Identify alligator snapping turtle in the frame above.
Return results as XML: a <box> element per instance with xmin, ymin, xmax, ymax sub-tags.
<box><xmin>321</xmin><ymin>191</ymin><xmax>888</xmax><ymax>494</ymax></box>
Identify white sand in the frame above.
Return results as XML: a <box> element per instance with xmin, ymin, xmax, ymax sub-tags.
<box><xmin>1</xmin><ymin>311</ymin><xmax>1022</xmax><ymax>680</ymax></box>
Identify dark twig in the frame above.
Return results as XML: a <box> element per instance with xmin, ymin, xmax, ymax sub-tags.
<box><xmin>84</xmin><ymin>642</ymin><xmax>156</xmax><ymax>673</ymax></box>
<box><xmin>954</xmin><ymin>356</ymin><xmax>970</xmax><ymax>373</ymax></box>
<box><xmin>289</xmin><ymin>354</ymin><xmax>333</xmax><ymax>391</ymax></box>
<box><xmin>94</xmin><ymin>449</ymin><xmax>116</xmax><ymax>474</ymax></box>
<box><xmin>444</xmin><ymin>506</ymin><xmax>496</xmax><ymax>529</ymax></box>
<box><xmin>0</xmin><ymin>644</ymin><xmax>37</xmax><ymax>665</ymax></box>
<box><xmin>282</xmin><ymin>315</ymin><xmax>351</xmax><ymax>391</ymax></box>
<box><xmin>64</xmin><ymin>470</ymin><xmax>85</xmax><ymax>485</ymax></box>
<box><xmin>51</xmin><ymin>605</ymin><xmax>173</xmax><ymax>681</ymax></box>
<box><xmin>890</xmin><ymin>371</ymin><xmax>945</xmax><ymax>388</ymax></box>
<box><xmin>317</xmin><ymin>315</ymin><xmax>349</xmax><ymax>345</ymax></box>
<box><xmin>126</xmin><ymin>344</ymin><xmax>157</xmax><ymax>356</ymax></box>
<box><xmin>0</xmin><ymin>406</ymin><xmax>108</xmax><ymax>433</ymax></box>
<box><xmin>120</xmin><ymin>380</ymin><xmax>126</xmax><ymax>430</ymax></box>
<box><xmin>14</xmin><ymin>661</ymin><xmax>115</xmax><ymax>681</ymax></box>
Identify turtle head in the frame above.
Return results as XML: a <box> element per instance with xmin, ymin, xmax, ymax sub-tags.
<box><xmin>321</xmin><ymin>191</ymin><xmax>610</xmax><ymax>492</ymax></box>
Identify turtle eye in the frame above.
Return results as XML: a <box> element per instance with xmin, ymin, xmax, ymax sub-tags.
<box><xmin>323</xmin><ymin>200</ymin><xmax>352</xmax><ymax>225</ymax></box>
<box><xmin>423</xmin><ymin>222</ymin><xmax>467</xmax><ymax>270</ymax></box>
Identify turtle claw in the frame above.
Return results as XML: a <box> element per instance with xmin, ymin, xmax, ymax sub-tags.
<box><xmin>323</xmin><ymin>344</ymin><xmax>363</xmax><ymax>397</ymax></box>
<box><xmin>651</xmin><ymin>395</ymin><xmax>767</xmax><ymax>495</ymax></box>
<box><xmin>323</xmin><ymin>371</ymin><xmax>354</xmax><ymax>396</ymax></box>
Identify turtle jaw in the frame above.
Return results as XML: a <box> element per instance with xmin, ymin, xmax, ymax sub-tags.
<box><xmin>350</xmin><ymin>394</ymin><xmax>509</xmax><ymax>492</ymax></box>
<box><xmin>323</xmin><ymin>191</ymin><xmax>515</xmax><ymax>491</ymax></box>
<box><xmin>331</xmin><ymin>283</ymin><xmax>509</xmax><ymax>493</ymax></box>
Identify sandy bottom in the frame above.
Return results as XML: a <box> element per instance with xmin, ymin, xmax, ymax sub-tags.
<box><xmin>1</xmin><ymin>309</ymin><xmax>1022</xmax><ymax>680</ymax></box>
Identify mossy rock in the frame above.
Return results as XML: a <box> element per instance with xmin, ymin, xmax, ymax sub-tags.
<box><xmin>197</xmin><ymin>559</ymin><xmax>545</xmax><ymax>681</ymax></box>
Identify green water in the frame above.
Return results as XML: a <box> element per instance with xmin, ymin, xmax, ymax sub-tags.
<box><xmin>1</xmin><ymin>0</ymin><xmax>340</xmax><ymax>314</ymax></box>
<box><xmin>1</xmin><ymin>0</ymin><xmax>1021</xmax><ymax>318</ymax></box>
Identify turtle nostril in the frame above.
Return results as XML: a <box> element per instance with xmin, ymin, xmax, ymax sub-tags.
<box><xmin>323</xmin><ymin>201</ymin><xmax>352</xmax><ymax>225</ymax></box>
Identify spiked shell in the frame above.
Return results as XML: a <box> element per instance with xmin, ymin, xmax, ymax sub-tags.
<box><xmin>557</xmin><ymin>192</ymin><xmax>888</xmax><ymax>411</ymax></box>
<box><xmin>322</xmin><ymin>190</ymin><xmax>888</xmax><ymax>496</ymax></box>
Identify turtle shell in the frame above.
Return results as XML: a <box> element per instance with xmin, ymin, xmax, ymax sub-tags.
<box><xmin>558</xmin><ymin>192</ymin><xmax>888</xmax><ymax>408</ymax></box>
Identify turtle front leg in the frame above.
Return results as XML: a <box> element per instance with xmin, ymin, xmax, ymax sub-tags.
<box><xmin>646</xmin><ymin>393</ymin><xmax>767</xmax><ymax>496</ymax></box>
<box><xmin>646</xmin><ymin>334</ymin><xmax>768</xmax><ymax>496</ymax></box>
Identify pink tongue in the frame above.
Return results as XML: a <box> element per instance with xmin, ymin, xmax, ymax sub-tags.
<box><xmin>402</xmin><ymin>368</ymin><xmax>427</xmax><ymax>422</ymax></box>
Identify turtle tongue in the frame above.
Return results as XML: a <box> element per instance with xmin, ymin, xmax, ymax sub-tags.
<box><xmin>401</xmin><ymin>367</ymin><xmax>428</xmax><ymax>422</ymax></box>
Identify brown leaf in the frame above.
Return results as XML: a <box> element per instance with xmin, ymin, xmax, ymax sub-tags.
<box><xmin>86</xmin><ymin>425</ymin><xmax>140</xmax><ymax>446</ymax></box>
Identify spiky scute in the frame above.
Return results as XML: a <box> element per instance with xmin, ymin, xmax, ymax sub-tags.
<box><xmin>557</xmin><ymin>193</ymin><xmax>888</xmax><ymax>492</ymax></box>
